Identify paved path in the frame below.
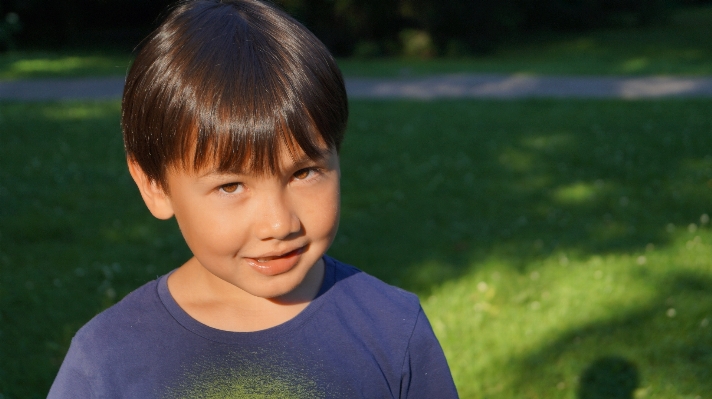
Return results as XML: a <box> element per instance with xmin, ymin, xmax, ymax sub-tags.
<box><xmin>347</xmin><ymin>74</ymin><xmax>712</xmax><ymax>99</ymax></box>
<box><xmin>0</xmin><ymin>77</ymin><xmax>126</xmax><ymax>101</ymax></box>
<box><xmin>3</xmin><ymin>74</ymin><xmax>712</xmax><ymax>100</ymax></box>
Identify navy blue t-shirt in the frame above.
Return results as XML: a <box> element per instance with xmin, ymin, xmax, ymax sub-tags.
<box><xmin>48</xmin><ymin>256</ymin><xmax>458</xmax><ymax>398</ymax></box>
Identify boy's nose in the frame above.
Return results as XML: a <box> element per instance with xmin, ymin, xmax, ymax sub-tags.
<box><xmin>254</xmin><ymin>194</ymin><xmax>301</xmax><ymax>240</ymax></box>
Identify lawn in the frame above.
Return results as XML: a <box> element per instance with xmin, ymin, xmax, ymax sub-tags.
<box><xmin>1</xmin><ymin>98</ymin><xmax>711</xmax><ymax>398</ymax></box>
<box><xmin>0</xmin><ymin>51</ymin><xmax>133</xmax><ymax>80</ymax></box>
<box><xmin>2</xmin><ymin>5</ymin><xmax>712</xmax><ymax>80</ymax></box>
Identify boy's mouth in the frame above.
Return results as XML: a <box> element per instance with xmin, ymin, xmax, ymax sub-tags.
<box><xmin>245</xmin><ymin>246</ymin><xmax>306</xmax><ymax>276</ymax></box>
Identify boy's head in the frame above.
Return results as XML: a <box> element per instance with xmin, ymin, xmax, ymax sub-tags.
<box><xmin>122</xmin><ymin>0</ymin><xmax>348</xmax><ymax>190</ymax></box>
<box><xmin>121</xmin><ymin>0</ymin><xmax>348</xmax><ymax>302</ymax></box>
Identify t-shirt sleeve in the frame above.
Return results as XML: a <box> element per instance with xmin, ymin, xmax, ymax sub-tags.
<box><xmin>47</xmin><ymin>337</ymin><xmax>95</xmax><ymax>399</ymax></box>
<box><xmin>400</xmin><ymin>307</ymin><xmax>459</xmax><ymax>399</ymax></box>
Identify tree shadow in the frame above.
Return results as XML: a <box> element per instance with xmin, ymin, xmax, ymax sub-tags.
<box><xmin>335</xmin><ymin>99</ymin><xmax>712</xmax><ymax>294</ymax></box>
<box><xmin>578</xmin><ymin>356</ymin><xmax>639</xmax><ymax>399</ymax></box>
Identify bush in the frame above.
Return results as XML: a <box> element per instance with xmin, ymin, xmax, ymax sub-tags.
<box><xmin>0</xmin><ymin>8</ymin><xmax>21</xmax><ymax>52</ymax></box>
<box><xmin>3</xmin><ymin>0</ymin><xmax>170</xmax><ymax>48</ymax></box>
<box><xmin>281</xmin><ymin>0</ymin><xmax>680</xmax><ymax>57</ymax></box>
<box><xmin>0</xmin><ymin>0</ymin><xmax>683</xmax><ymax>55</ymax></box>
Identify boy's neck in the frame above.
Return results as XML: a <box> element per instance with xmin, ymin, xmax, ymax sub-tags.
<box><xmin>166</xmin><ymin>257</ymin><xmax>325</xmax><ymax>332</ymax></box>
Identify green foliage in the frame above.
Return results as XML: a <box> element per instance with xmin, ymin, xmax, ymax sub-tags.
<box><xmin>2</xmin><ymin>0</ymin><xmax>170</xmax><ymax>48</ymax></box>
<box><xmin>276</xmin><ymin>0</ymin><xmax>402</xmax><ymax>56</ymax></box>
<box><xmin>278</xmin><ymin>0</ymin><xmax>681</xmax><ymax>56</ymax></box>
<box><xmin>518</xmin><ymin>0</ymin><xmax>674</xmax><ymax>30</ymax></box>
<box><xmin>406</xmin><ymin>0</ymin><xmax>679</xmax><ymax>55</ymax></box>
<box><xmin>0</xmin><ymin>0</ymin><xmax>686</xmax><ymax>56</ymax></box>
<box><xmin>2</xmin><ymin>99</ymin><xmax>712</xmax><ymax>397</ymax></box>
<box><xmin>338</xmin><ymin>5</ymin><xmax>712</xmax><ymax>77</ymax></box>
<box><xmin>0</xmin><ymin>7</ymin><xmax>22</xmax><ymax>53</ymax></box>
<box><xmin>405</xmin><ymin>0</ymin><xmax>522</xmax><ymax>54</ymax></box>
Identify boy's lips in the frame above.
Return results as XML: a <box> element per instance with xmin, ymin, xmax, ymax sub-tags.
<box><xmin>245</xmin><ymin>246</ymin><xmax>306</xmax><ymax>276</ymax></box>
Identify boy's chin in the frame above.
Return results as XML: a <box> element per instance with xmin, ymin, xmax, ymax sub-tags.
<box><xmin>265</xmin><ymin>258</ymin><xmax>325</xmax><ymax>305</ymax></box>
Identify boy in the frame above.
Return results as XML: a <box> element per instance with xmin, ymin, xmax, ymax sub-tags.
<box><xmin>49</xmin><ymin>0</ymin><xmax>458</xmax><ymax>397</ymax></box>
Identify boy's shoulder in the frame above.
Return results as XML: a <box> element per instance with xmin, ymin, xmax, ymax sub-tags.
<box><xmin>72</xmin><ymin>276</ymin><xmax>167</xmax><ymax>346</ymax></box>
<box><xmin>318</xmin><ymin>255</ymin><xmax>424</xmax><ymax>335</ymax></box>
<box><xmin>324</xmin><ymin>255</ymin><xmax>420</xmax><ymax>312</ymax></box>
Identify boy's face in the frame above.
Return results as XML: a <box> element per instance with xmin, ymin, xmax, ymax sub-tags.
<box><xmin>139</xmin><ymin>143</ymin><xmax>340</xmax><ymax>301</ymax></box>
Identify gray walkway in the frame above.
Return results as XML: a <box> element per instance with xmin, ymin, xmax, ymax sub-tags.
<box><xmin>2</xmin><ymin>74</ymin><xmax>712</xmax><ymax>100</ymax></box>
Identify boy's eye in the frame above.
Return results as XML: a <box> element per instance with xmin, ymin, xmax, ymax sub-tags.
<box><xmin>293</xmin><ymin>168</ymin><xmax>315</xmax><ymax>180</ymax></box>
<box><xmin>219</xmin><ymin>183</ymin><xmax>242</xmax><ymax>193</ymax></box>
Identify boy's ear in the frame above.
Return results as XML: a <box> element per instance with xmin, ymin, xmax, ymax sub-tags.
<box><xmin>127</xmin><ymin>159</ymin><xmax>175</xmax><ymax>220</ymax></box>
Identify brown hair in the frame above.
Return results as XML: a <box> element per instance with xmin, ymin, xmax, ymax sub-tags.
<box><xmin>121</xmin><ymin>0</ymin><xmax>348</xmax><ymax>189</ymax></box>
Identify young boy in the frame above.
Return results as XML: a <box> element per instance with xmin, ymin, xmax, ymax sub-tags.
<box><xmin>49</xmin><ymin>0</ymin><xmax>458</xmax><ymax>397</ymax></box>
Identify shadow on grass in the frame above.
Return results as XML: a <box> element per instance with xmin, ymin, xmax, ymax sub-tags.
<box><xmin>578</xmin><ymin>356</ymin><xmax>639</xmax><ymax>399</ymax></box>
<box><xmin>335</xmin><ymin>99</ymin><xmax>712</xmax><ymax>293</ymax></box>
<box><xmin>511</xmin><ymin>272</ymin><xmax>712</xmax><ymax>397</ymax></box>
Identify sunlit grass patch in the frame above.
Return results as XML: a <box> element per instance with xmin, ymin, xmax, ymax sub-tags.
<box><xmin>0</xmin><ymin>52</ymin><xmax>132</xmax><ymax>80</ymax></box>
<box><xmin>40</xmin><ymin>102</ymin><xmax>120</xmax><ymax>120</ymax></box>
<box><xmin>423</xmin><ymin>226</ymin><xmax>712</xmax><ymax>398</ymax></box>
<box><xmin>552</xmin><ymin>181</ymin><xmax>600</xmax><ymax>204</ymax></box>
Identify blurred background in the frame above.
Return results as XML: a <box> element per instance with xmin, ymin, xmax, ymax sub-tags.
<box><xmin>0</xmin><ymin>0</ymin><xmax>710</xmax><ymax>57</ymax></box>
<box><xmin>2</xmin><ymin>1</ymin><xmax>712</xmax><ymax>398</ymax></box>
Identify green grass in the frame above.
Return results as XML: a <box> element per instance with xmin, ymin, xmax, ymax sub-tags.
<box><xmin>0</xmin><ymin>51</ymin><xmax>133</xmax><ymax>80</ymax></box>
<box><xmin>2</xmin><ymin>99</ymin><xmax>712</xmax><ymax>398</ymax></box>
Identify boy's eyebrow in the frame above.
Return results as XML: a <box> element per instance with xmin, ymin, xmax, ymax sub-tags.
<box><xmin>198</xmin><ymin>168</ymin><xmax>241</xmax><ymax>178</ymax></box>
<box><xmin>291</xmin><ymin>150</ymin><xmax>328</xmax><ymax>168</ymax></box>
